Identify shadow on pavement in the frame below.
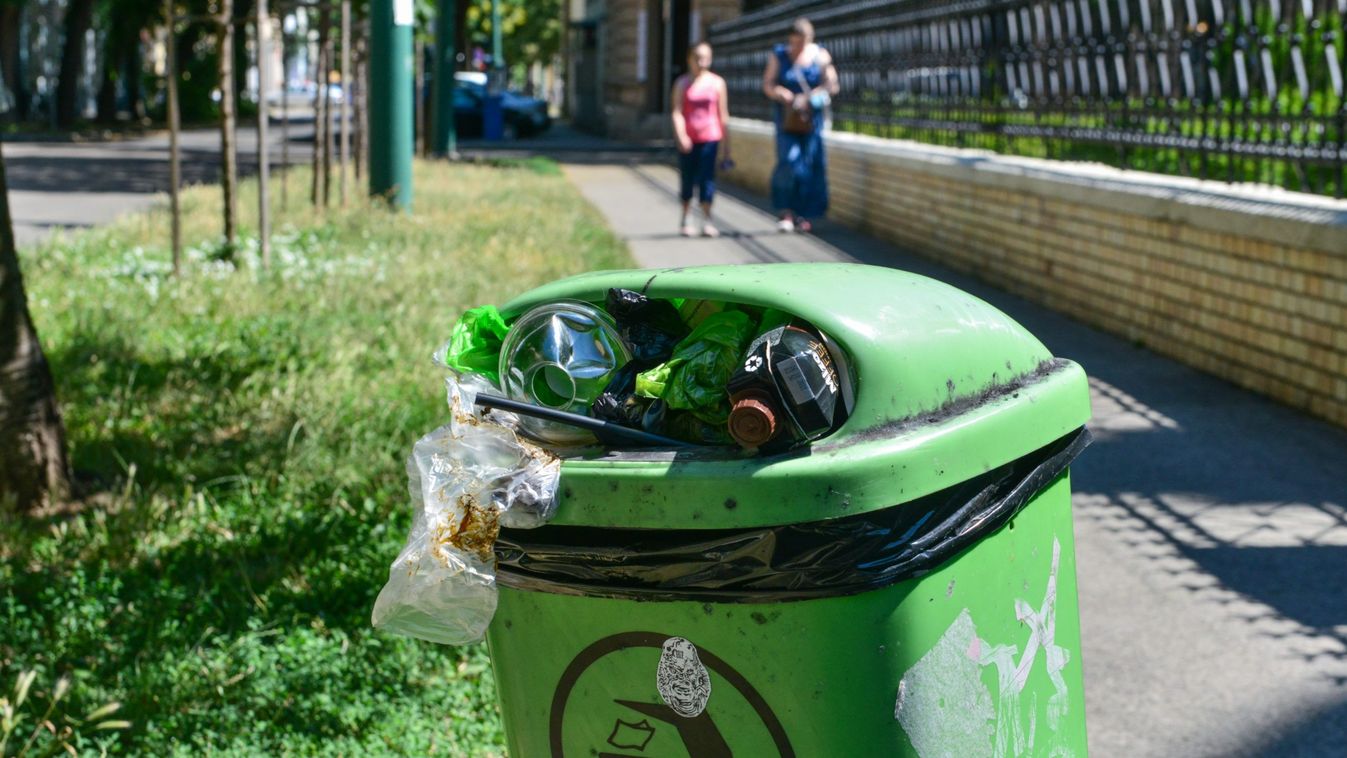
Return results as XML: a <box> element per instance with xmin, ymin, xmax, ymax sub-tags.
<box><xmin>6</xmin><ymin>149</ymin><xmax>257</xmax><ymax>193</ymax></box>
<box><xmin>713</xmin><ymin>180</ymin><xmax>1347</xmax><ymax>754</ymax></box>
<box><xmin>456</xmin><ymin>122</ymin><xmax>674</xmax><ymax>166</ymax></box>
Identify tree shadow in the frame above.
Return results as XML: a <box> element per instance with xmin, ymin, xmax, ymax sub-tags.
<box><xmin>715</xmin><ymin>173</ymin><xmax>1347</xmax><ymax>752</ymax></box>
<box><xmin>45</xmin><ymin>331</ymin><xmax>293</xmax><ymax>489</ymax></box>
<box><xmin>456</xmin><ymin>121</ymin><xmax>674</xmax><ymax>166</ymax></box>
<box><xmin>5</xmin><ymin>148</ymin><xmax>262</xmax><ymax>194</ymax></box>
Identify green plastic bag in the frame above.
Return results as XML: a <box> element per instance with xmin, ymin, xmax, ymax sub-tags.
<box><xmin>636</xmin><ymin>310</ymin><xmax>752</xmax><ymax>424</ymax></box>
<box><xmin>444</xmin><ymin>305</ymin><xmax>510</xmax><ymax>383</ymax></box>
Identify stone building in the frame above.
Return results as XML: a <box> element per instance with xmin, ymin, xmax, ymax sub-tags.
<box><xmin>566</xmin><ymin>0</ymin><xmax>744</xmax><ymax>139</ymax></box>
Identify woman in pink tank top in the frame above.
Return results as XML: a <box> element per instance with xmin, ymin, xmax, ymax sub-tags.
<box><xmin>671</xmin><ymin>42</ymin><xmax>731</xmax><ymax>238</ymax></box>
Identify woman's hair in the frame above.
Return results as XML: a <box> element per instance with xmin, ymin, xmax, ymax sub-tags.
<box><xmin>790</xmin><ymin>17</ymin><xmax>815</xmax><ymax>41</ymax></box>
<box><xmin>688</xmin><ymin>41</ymin><xmax>712</xmax><ymax>58</ymax></box>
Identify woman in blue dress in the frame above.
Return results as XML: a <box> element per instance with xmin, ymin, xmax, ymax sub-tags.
<box><xmin>761</xmin><ymin>18</ymin><xmax>839</xmax><ymax>233</ymax></box>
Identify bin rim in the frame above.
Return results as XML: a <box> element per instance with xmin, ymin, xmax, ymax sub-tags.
<box><xmin>500</xmin><ymin>263</ymin><xmax>1092</xmax><ymax>530</ymax></box>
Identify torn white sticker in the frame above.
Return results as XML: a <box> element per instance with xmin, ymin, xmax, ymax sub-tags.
<box><xmin>657</xmin><ymin>637</ymin><xmax>712</xmax><ymax>718</ymax></box>
<box><xmin>897</xmin><ymin>538</ymin><xmax>1073</xmax><ymax>757</ymax></box>
<box><xmin>894</xmin><ymin>609</ymin><xmax>995</xmax><ymax>757</ymax></box>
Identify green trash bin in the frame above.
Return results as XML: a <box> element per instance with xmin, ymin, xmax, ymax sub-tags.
<box><xmin>486</xmin><ymin>263</ymin><xmax>1091</xmax><ymax>757</ymax></box>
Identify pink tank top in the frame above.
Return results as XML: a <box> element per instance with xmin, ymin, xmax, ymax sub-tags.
<box><xmin>681</xmin><ymin>74</ymin><xmax>724</xmax><ymax>144</ymax></box>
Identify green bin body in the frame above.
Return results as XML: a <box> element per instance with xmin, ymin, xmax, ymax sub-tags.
<box><xmin>486</xmin><ymin>263</ymin><xmax>1091</xmax><ymax>757</ymax></box>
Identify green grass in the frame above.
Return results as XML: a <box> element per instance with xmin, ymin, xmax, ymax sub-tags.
<box><xmin>0</xmin><ymin>159</ymin><xmax>631</xmax><ymax>755</ymax></box>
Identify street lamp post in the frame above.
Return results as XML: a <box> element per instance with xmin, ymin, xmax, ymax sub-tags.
<box><xmin>483</xmin><ymin>0</ymin><xmax>505</xmax><ymax>140</ymax></box>
<box><xmin>433</xmin><ymin>0</ymin><xmax>457</xmax><ymax>156</ymax></box>
<box><xmin>369</xmin><ymin>0</ymin><xmax>414</xmax><ymax>209</ymax></box>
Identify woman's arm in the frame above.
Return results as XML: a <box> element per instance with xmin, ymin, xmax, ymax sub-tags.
<box><xmin>670</xmin><ymin>77</ymin><xmax>691</xmax><ymax>152</ymax></box>
<box><xmin>761</xmin><ymin>53</ymin><xmax>794</xmax><ymax>105</ymax></box>
<box><xmin>820</xmin><ymin>49</ymin><xmax>841</xmax><ymax>96</ymax></box>
<box><xmin>717</xmin><ymin>76</ymin><xmax>731</xmax><ymax>158</ymax></box>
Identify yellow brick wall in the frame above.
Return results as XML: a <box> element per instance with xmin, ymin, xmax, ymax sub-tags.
<box><xmin>724</xmin><ymin>120</ymin><xmax>1347</xmax><ymax>429</ymax></box>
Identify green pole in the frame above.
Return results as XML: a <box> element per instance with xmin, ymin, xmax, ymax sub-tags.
<box><xmin>491</xmin><ymin>0</ymin><xmax>503</xmax><ymax>69</ymax></box>
<box><xmin>433</xmin><ymin>0</ymin><xmax>457</xmax><ymax>156</ymax></box>
<box><xmin>370</xmin><ymin>0</ymin><xmax>414</xmax><ymax>209</ymax></box>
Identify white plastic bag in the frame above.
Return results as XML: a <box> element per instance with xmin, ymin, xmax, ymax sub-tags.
<box><xmin>371</xmin><ymin>373</ymin><xmax>561</xmax><ymax>645</ymax></box>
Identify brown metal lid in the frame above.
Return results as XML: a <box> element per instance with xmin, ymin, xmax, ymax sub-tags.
<box><xmin>729</xmin><ymin>391</ymin><xmax>780</xmax><ymax>448</ymax></box>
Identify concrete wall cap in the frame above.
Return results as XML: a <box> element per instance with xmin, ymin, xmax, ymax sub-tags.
<box><xmin>727</xmin><ymin>117</ymin><xmax>1347</xmax><ymax>257</ymax></box>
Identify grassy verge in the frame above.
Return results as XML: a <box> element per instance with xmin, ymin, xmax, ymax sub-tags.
<box><xmin>1</xmin><ymin>159</ymin><xmax>630</xmax><ymax>755</ymax></box>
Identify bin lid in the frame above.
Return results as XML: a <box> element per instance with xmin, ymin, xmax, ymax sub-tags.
<box><xmin>500</xmin><ymin>263</ymin><xmax>1090</xmax><ymax>529</ymax></box>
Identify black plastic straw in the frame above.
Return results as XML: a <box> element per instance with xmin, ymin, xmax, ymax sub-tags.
<box><xmin>473</xmin><ymin>394</ymin><xmax>694</xmax><ymax>448</ymax></box>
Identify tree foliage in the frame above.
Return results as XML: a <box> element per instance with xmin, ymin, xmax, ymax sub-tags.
<box><xmin>464</xmin><ymin>0</ymin><xmax>561</xmax><ymax>67</ymax></box>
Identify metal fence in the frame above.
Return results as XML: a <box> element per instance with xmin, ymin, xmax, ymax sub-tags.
<box><xmin>708</xmin><ymin>0</ymin><xmax>1347</xmax><ymax>196</ymax></box>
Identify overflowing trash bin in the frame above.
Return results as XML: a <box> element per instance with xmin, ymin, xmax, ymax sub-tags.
<box><xmin>374</xmin><ymin>263</ymin><xmax>1092</xmax><ymax>756</ymax></box>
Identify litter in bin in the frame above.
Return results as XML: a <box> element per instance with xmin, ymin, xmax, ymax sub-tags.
<box><xmin>498</xmin><ymin>300</ymin><xmax>631</xmax><ymax>445</ymax></box>
<box><xmin>604</xmin><ymin>288</ymin><xmax>688</xmax><ymax>367</ymax></box>
<box><xmin>635</xmin><ymin>309</ymin><xmax>753</xmax><ymax>424</ymax></box>
<box><xmin>438</xmin><ymin>295</ymin><xmax>855</xmax><ymax>450</ymax></box>
<box><xmin>727</xmin><ymin>325</ymin><xmax>846</xmax><ymax>449</ymax></box>
<box><xmin>371</xmin><ymin>373</ymin><xmax>562</xmax><ymax>645</ymax></box>
<box><xmin>377</xmin><ymin>286</ymin><xmax>866</xmax><ymax>644</ymax></box>
<box><xmin>442</xmin><ymin>305</ymin><xmax>511</xmax><ymax>383</ymax></box>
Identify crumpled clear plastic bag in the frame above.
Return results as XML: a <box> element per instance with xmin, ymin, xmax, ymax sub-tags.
<box><xmin>371</xmin><ymin>373</ymin><xmax>561</xmax><ymax>645</ymax></box>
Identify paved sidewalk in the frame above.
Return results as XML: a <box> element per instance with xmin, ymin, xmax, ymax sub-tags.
<box><xmin>565</xmin><ymin>161</ymin><xmax>1347</xmax><ymax>758</ymax></box>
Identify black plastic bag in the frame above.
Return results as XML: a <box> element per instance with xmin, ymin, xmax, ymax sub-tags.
<box><xmin>605</xmin><ymin>288</ymin><xmax>688</xmax><ymax>368</ymax></box>
<box><xmin>495</xmin><ymin>428</ymin><xmax>1090</xmax><ymax>602</ymax></box>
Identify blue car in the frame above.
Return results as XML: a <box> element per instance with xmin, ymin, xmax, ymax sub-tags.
<box><xmin>452</xmin><ymin>81</ymin><xmax>552</xmax><ymax>140</ymax></box>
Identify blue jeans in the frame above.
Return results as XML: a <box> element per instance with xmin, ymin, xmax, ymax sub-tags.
<box><xmin>679</xmin><ymin>141</ymin><xmax>719</xmax><ymax>204</ymax></box>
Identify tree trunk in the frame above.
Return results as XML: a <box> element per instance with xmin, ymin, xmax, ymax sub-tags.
<box><xmin>56</xmin><ymin>0</ymin><xmax>97</xmax><ymax>127</ymax></box>
<box><xmin>96</xmin><ymin>17</ymin><xmax>146</xmax><ymax>124</ymax></box>
<box><xmin>255</xmin><ymin>0</ymin><xmax>271</xmax><ymax>269</ymax></box>
<box><xmin>125</xmin><ymin>42</ymin><xmax>145</xmax><ymax>121</ymax></box>
<box><xmin>413</xmin><ymin>37</ymin><xmax>424</xmax><ymax>158</ymax></box>
<box><xmin>233</xmin><ymin>0</ymin><xmax>253</xmax><ymax>110</ymax></box>
<box><xmin>0</xmin><ymin>140</ymin><xmax>71</xmax><ymax>513</ymax></box>
<box><xmin>96</xmin><ymin>51</ymin><xmax>118</xmax><ymax>123</ymax></box>
<box><xmin>0</xmin><ymin>5</ymin><xmax>30</xmax><ymax>122</ymax></box>
<box><xmin>280</xmin><ymin>27</ymin><xmax>289</xmax><ymax>210</ymax></box>
<box><xmin>339</xmin><ymin>0</ymin><xmax>350</xmax><ymax>205</ymax></box>
<box><xmin>311</xmin><ymin>9</ymin><xmax>329</xmax><ymax>208</ymax></box>
<box><xmin>219</xmin><ymin>0</ymin><xmax>238</xmax><ymax>253</ymax></box>
<box><xmin>353</xmin><ymin>39</ymin><xmax>365</xmax><ymax>182</ymax></box>
<box><xmin>166</xmin><ymin>0</ymin><xmax>183</xmax><ymax>274</ymax></box>
<box><xmin>320</xmin><ymin>15</ymin><xmax>332</xmax><ymax>208</ymax></box>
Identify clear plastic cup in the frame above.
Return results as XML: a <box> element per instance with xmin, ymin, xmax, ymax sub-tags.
<box><xmin>498</xmin><ymin>300</ymin><xmax>632</xmax><ymax>445</ymax></box>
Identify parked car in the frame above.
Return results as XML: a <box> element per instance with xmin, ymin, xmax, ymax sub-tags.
<box><xmin>451</xmin><ymin>78</ymin><xmax>551</xmax><ymax>139</ymax></box>
<box><xmin>262</xmin><ymin>81</ymin><xmax>344</xmax><ymax>122</ymax></box>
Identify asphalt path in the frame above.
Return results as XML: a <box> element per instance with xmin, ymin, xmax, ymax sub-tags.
<box><xmin>4</xmin><ymin>121</ymin><xmax>317</xmax><ymax>247</ymax></box>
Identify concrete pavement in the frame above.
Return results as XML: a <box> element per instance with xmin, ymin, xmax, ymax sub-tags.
<box><xmin>563</xmin><ymin>160</ymin><xmax>1347</xmax><ymax>757</ymax></box>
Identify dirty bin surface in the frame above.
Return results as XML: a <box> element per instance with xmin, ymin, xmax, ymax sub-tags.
<box><xmin>485</xmin><ymin>263</ymin><xmax>1091</xmax><ymax>757</ymax></box>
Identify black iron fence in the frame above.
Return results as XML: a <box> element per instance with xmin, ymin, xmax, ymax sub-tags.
<box><xmin>708</xmin><ymin>0</ymin><xmax>1347</xmax><ymax>196</ymax></box>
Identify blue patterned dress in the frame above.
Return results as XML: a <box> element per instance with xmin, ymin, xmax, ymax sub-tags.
<box><xmin>771</xmin><ymin>43</ymin><xmax>829</xmax><ymax>219</ymax></box>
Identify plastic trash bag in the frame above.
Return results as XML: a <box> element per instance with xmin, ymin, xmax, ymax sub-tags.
<box><xmin>590</xmin><ymin>363</ymin><xmax>647</xmax><ymax>427</ymax></box>
<box><xmin>636</xmin><ymin>309</ymin><xmax>753</xmax><ymax>424</ymax></box>
<box><xmin>371</xmin><ymin>373</ymin><xmax>561</xmax><ymax>645</ymax></box>
<box><xmin>604</xmin><ymin>288</ymin><xmax>688</xmax><ymax>368</ymax></box>
<box><xmin>441</xmin><ymin>306</ymin><xmax>510</xmax><ymax>383</ymax></box>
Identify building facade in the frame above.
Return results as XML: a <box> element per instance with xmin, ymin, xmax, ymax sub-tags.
<box><xmin>568</xmin><ymin>0</ymin><xmax>743</xmax><ymax>139</ymax></box>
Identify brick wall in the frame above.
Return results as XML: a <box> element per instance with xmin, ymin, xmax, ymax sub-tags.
<box><xmin>723</xmin><ymin>118</ymin><xmax>1347</xmax><ymax>428</ymax></box>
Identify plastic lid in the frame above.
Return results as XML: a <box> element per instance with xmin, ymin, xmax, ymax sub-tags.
<box><xmin>728</xmin><ymin>391</ymin><xmax>780</xmax><ymax>448</ymax></box>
